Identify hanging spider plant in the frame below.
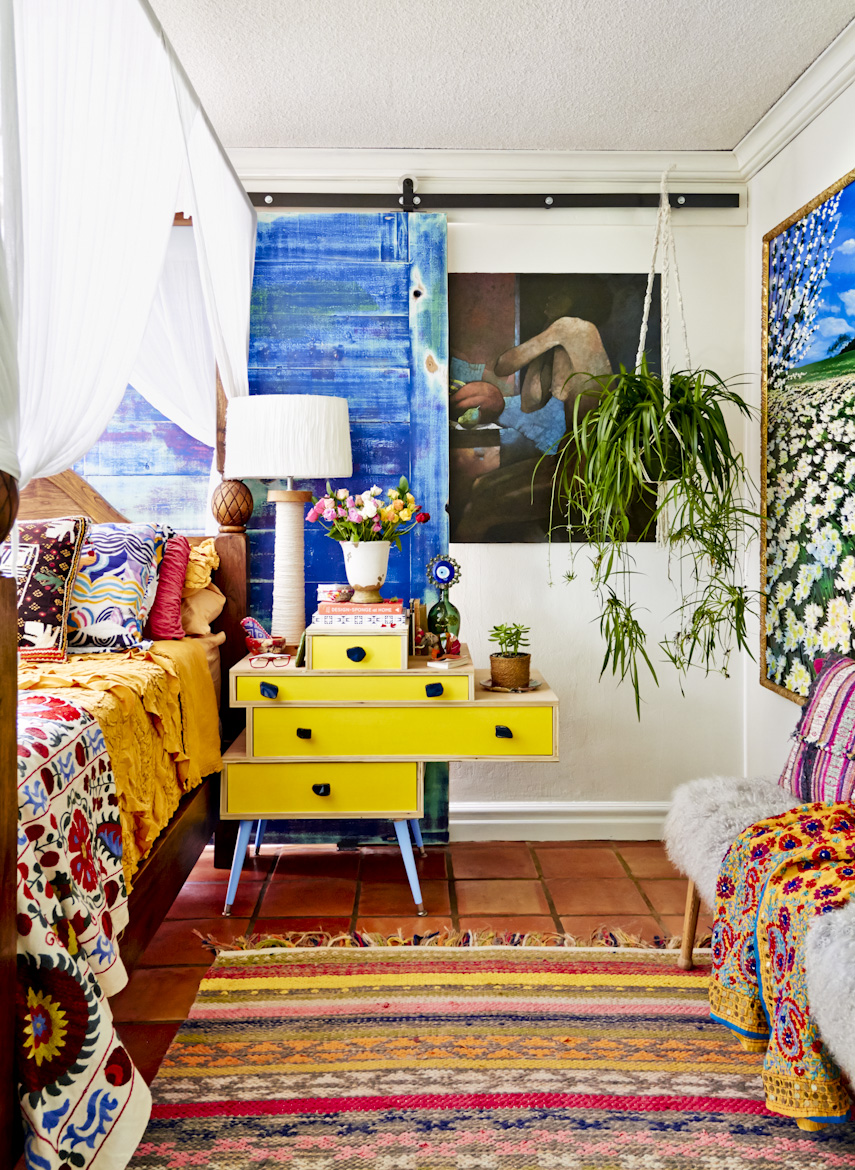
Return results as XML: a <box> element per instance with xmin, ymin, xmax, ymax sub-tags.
<box><xmin>539</xmin><ymin>355</ymin><xmax>760</xmax><ymax>717</ymax></box>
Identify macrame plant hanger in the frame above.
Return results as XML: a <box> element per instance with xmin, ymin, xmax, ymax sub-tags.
<box><xmin>635</xmin><ymin>169</ymin><xmax>692</xmax><ymax>546</ymax></box>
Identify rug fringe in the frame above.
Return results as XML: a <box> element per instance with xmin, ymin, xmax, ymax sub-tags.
<box><xmin>196</xmin><ymin>926</ymin><xmax>713</xmax><ymax>954</ymax></box>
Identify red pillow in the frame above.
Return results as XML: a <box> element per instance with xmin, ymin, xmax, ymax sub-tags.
<box><xmin>144</xmin><ymin>534</ymin><xmax>190</xmax><ymax>640</ymax></box>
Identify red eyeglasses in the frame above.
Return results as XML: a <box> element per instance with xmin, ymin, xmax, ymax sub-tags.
<box><xmin>249</xmin><ymin>654</ymin><xmax>292</xmax><ymax>669</ymax></box>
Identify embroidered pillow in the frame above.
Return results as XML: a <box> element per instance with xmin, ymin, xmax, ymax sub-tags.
<box><xmin>67</xmin><ymin>523</ymin><xmax>169</xmax><ymax>653</ymax></box>
<box><xmin>778</xmin><ymin>655</ymin><xmax>855</xmax><ymax>803</ymax></box>
<box><xmin>144</xmin><ymin>533</ymin><xmax>190</xmax><ymax>640</ymax></box>
<box><xmin>0</xmin><ymin>516</ymin><xmax>89</xmax><ymax>661</ymax></box>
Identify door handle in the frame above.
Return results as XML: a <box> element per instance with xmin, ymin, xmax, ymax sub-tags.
<box><xmin>425</xmin><ymin>682</ymin><xmax>444</xmax><ymax>697</ymax></box>
<box><xmin>312</xmin><ymin>783</ymin><xmax>331</xmax><ymax>796</ymax></box>
<box><xmin>296</xmin><ymin>727</ymin><xmax>312</xmax><ymax>740</ymax></box>
<box><xmin>495</xmin><ymin>725</ymin><xmax>513</xmax><ymax>739</ymax></box>
<box><xmin>346</xmin><ymin>646</ymin><xmax>366</xmax><ymax>662</ymax></box>
<box><xmin>260</xmin><ymin>682</ymin><xmax>279</xmax><ymax>699</ymax></box>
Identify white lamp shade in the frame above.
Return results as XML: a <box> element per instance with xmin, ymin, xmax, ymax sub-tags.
<box><xmin>223</xmin><ymin>394</ymin><xmax>353</xmax><ymax>479</ymax></box>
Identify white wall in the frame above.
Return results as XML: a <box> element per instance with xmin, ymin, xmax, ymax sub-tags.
<box><xmin>445</xmin><ymin>212</ymin><xmax>747</xmax><ymax>834</ymax></box>
<box><xmin>235</xmin><ymin>107</ymin><xmax>855</xmax><ymax>835</ymax></box>
<box><xmin>743</xmin><ymin>77</ymin><xmax>855</xmax><ymax>778</ymax></box>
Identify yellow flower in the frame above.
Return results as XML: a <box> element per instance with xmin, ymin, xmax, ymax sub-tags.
<box><xmin>388</xmin><ymin>489</ymin><xmax>399</xmax><ymax>500</ymax></box>
<box><xmin>400</xmin><ymin>508</ymin><xmax>411</xmax><ymax>521</ymax></box>
<box><xmin>406</xmin><ymin>492</ymin><xmax>415</xmax><ymax>504</ymax></box>
<box><xmin>389</xmin><ymin>512</ymin><xmax>400</xmax><ymax>523</ymax></box>
<box><xmin>23</xmin><ymin>988</ymin><xmax>67</xmax><ymax>1067</ymax></box>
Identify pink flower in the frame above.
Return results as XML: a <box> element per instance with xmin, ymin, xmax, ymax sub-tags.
<box><xmin>348</xmin><ymin>508</ymin><xmax>361</xmax><ymax>522</ymax></box>
<box><xmin>306</xmin><ymin>506</ymin><xmax>319</xmax><ymax>523</ymax></box>
<box><xmin>323</xmin><ymin>508</ymin><xmax>336</xmax><ymax>521</ymax></box>
<box><xmin>372</xmin><ymin>520</ymin><xmax>382</xmax><ymax>532</ymax></box>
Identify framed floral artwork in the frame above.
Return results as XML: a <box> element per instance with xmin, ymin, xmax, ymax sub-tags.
<box><xmin>762</xmin><ymin>167</ymin><xmax>855</xmax><ymax>701</ymax></box>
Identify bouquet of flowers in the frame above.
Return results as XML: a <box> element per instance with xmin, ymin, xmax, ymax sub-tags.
<box><xmin>306</xmin><ymin>475</ymin><xmax>430</xmax><ymax>549</ymax></box>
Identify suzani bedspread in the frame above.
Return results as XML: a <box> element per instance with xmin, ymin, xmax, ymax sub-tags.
<box><xmin>16</xmin><ymin>692</ymin><xmax>150</xmax><ymax>1170</ymax></box>
<box><xmin>710</xmin><ymin>801</ymin><xmax>855</xmax><ymax>1125</ymax></box>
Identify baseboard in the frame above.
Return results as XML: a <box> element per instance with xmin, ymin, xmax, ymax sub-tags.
<box><xmin>448</xmin><ymin>800</ymin><xmax>670</xmax><ymax>842</ymax></box>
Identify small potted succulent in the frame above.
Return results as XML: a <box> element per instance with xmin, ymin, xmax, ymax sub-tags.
<box><xmin>488</xmin><ymin>622</ymin><xmax>531</xmax><ymax>689</ymax></box>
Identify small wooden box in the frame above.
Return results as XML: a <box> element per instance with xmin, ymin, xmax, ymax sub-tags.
<box><xmin>305</xmin><ymin>626</ymin><xmax>409</xmax><ymax>671</ymax></box>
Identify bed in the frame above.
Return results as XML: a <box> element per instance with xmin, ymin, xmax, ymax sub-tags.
<box><xmin>3</xmin><ymin>470</ymin><xmax>249</xmax><ymax>1168</ymax></box>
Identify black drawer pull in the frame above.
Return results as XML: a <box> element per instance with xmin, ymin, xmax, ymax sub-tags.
<box><xmin>296</xmin><ymin>727</ymin><xmax>312</xmax><ymax>740</ymax></box>
<box><xmin>346</xmin><ymin>646</ymin><xmax>367</xmax><ymax>662</ymax></box>
<box><xmin>425</xmin><ymin>682</ymin><xmax>444</xmax><ymax>698</ymax></box>
<box><xmin>260</xmin><ymin>682</ymin><xmax>279</xmax><ymax>699</ymax></box>
<box><xmin>495</xmin><ymin>725</ymin><xmax>513</xmax><ymax>739</ymax></box>
<box><xmin>312</xmin><ymin>783</ymin><xmax>331</xmax><ymax>797</ymax></box>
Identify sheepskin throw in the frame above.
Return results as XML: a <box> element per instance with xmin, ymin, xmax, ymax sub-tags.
<box><xmin>778</xmin><ymin>656</ymin><xmax>855</xmax><ymax>803</ymax></box>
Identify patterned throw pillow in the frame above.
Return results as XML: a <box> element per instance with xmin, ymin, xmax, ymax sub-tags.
<box><xmin>0</xmin><ymin>516</ymin><xmax>89</xmax><ymax>661</ymax></box>
<box><xmin>778</xmin><ymin>655</ymin><xmax>855</xmax><ymax>803</ymax></box>
<box><xmin>67</xmin><ymin>523</ymin><xmax>170</xmax><ymax>653</ymax></box>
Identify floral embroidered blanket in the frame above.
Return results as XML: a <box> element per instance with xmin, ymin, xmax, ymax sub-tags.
<box><xmin>710</xmin><ymin>801</ymin><xmax>855</xmax><ymax>1124</ymax></box>
<box><xmin>16</xmin><ymin>692</ymin><xmax>150</xmax><ymax>1169</ymax></box>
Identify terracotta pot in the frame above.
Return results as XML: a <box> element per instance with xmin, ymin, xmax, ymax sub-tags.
<box><xmin>490</xmin><ymin>653</ymin><xmax>531</xmax><ymax>689</ymax></box>
<box><xmin>340</xmin><ymin>539</ymin><xmax>391</xmax><ymax>604</ymax></box>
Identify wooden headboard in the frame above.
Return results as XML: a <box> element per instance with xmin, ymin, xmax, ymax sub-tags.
<box><xmin>17</xmin><ymin>470</ymin><xmax>248</xmax><ymax>733</ymax></box>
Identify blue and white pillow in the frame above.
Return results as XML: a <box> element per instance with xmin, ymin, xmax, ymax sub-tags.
<box><xmin>67</xmin><ymin>523</ymin><xmax>171</xmax><ymax>653</ymax></box>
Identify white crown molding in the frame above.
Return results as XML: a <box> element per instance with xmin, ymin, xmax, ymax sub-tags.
<box><xmin>229</xmin><ymin>147</ymin><xmax>743</xmax><ymax>192</ymax></box>
<box><xmin>448</xmin><ymin>800</ymin><xmax>670</xmax><ymax>842</ymax></box>
<box><xmin>735</xmin><ymin>18</ymin><xmax>855</xmax><ymax>180</ymax></box>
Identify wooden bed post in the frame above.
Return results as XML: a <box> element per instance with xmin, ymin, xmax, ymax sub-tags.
<box><xmin>0</xmin><ymin>572</ymin><xmax>20</xmax><ymax>1166</ymax></box>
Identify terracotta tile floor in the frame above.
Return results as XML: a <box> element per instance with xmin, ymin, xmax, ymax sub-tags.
<box><xmin>112</xmin><ymin>839</ymin><xmax>715</xmax><ymax>1085</ymax></box>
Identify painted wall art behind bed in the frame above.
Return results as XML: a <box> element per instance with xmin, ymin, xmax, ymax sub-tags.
<box><xmin>77</xmin><ymin>211</ymin><xmax>451</xmax><ymax>843</ymax></box>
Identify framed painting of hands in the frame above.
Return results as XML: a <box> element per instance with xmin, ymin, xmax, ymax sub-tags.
<box><xmin>448</xmin><ymin>272</ymin><xmax>660</xmax><ymax>542</ymax></box>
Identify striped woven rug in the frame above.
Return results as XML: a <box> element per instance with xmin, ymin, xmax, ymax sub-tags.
<box><xmin>131</xmin><ymin>946</ymin><xmax>855</xmax><ymax>1168</ymax></box>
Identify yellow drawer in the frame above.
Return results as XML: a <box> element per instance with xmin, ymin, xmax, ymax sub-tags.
<box><xmin>235</xmin><ymin>673</ymin><xmax>471</xmax><ymax>703</ymax></box>
<box><xmin>308</xmin><ymin>632</ymin><xmax>407</xmax><ymax>671</ymax></box>
<box><xmin>251</xmin><ymin>704</ymin><xmax>554</xmax><ymax>760</ymax></box>
<box><xmin>223</xmin><ymin>760</ymin><xmax>420</xmax><ymax>817</ymax></box>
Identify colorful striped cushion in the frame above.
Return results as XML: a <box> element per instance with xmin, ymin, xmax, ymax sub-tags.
<box><xmin>67</xmin><ymin>522</ymin><xmax>170</xmax><ymax>653</ymax></box>
<box><xmin>778</xmin><ymin>655</ymin><xmax>855</xmax><ymax>803</ymax></box>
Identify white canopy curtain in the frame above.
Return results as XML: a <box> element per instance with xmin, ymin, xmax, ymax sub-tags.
<box><xmin>166</xmin><ymin>40</ymin><xmax>257</xmax><ymax>403</ymax></box>
<box><xmin>7</xmin><ymin>0</ymin><xmax>256</xmax><ymax>491</ymax></box>
<box><xmin>129</xmin><ymin>226</ymin><xmax>217</xmax><ymax>448</ymax></box>
<box><xmin>0</xmin><ymin>0</ymin><xmax>20</xmax><ymax>482</ymax></box>
<box><xmin>13</xmin><ymin>0</ymin><xmax>184</xmax><ymax>488</ymax></box>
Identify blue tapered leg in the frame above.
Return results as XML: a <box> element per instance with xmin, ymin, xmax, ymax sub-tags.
<box><xmin>394</xmin><ymin>819</ymin><xmax>426</xmax><ymax>915</ymax></box>
<box><xmin>224</xmin><ymin>820</ymin><xmax>253</xmax><ymax>916</ymax></box>
<box><xmin>254</xmin><ymin>819</ymin><xmax>267</xmax><ymax>856</ymax></box>
<box><xmin>409</xmin><ymin>818</ymin><xmax>426</xmax><ymax>857</ymax></box>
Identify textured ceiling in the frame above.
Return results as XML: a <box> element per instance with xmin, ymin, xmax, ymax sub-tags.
<box><xmin>151</xmin><ymin>0</ymin><xmax>855</xmax><ymax>151</ymax></box>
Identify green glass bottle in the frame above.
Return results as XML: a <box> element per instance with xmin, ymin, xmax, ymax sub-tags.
<box><xmin>427</xmin><ymin>589</ymin><xmax>460</xmax><ymax>647</ymax></box>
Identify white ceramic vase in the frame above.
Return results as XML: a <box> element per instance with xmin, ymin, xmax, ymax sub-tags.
<box><xmin>340</xmin><ymin>539</ymin><xmax>391</xmax><ymax>604</ymax></box>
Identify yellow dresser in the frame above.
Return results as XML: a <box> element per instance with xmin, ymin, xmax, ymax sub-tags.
<box><xmin>221</xmin><ymin>643</ymin><xmax>559</xmax><ymax>917</ymax></box>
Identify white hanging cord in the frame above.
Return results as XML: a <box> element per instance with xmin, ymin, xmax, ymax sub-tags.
<box><xmin>634</xmin><ymin>168</ymin><xmax>693</xmax><ymax>546</ymax></box>
<box><xmin>668</xmin><ymin>220</ymin><xmax>692</xmax><ymax>372</ymax></box>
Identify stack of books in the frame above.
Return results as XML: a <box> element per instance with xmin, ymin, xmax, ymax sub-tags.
<box><xmin>310</xmin><ymin>600</ymin><xmax>410</xmax><ymax>630</ymax></box>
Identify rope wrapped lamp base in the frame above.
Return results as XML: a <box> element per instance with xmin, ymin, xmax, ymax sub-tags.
<box><xmin>268</xmin><ymin>488</ymin><xmax>312</xmax><ymax>643</ymax></box>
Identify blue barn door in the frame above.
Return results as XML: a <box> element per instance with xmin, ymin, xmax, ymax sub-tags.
<box><xmin>247</xmin><ymin>211</ymin><xmax>450</xmax><ymax>845</ymax></box>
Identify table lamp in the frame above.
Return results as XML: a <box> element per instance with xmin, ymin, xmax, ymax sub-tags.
<box><xmin>223</xmin><ymin>394</ymin><xmax>352</xmax><ymax>643</ymax></box>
